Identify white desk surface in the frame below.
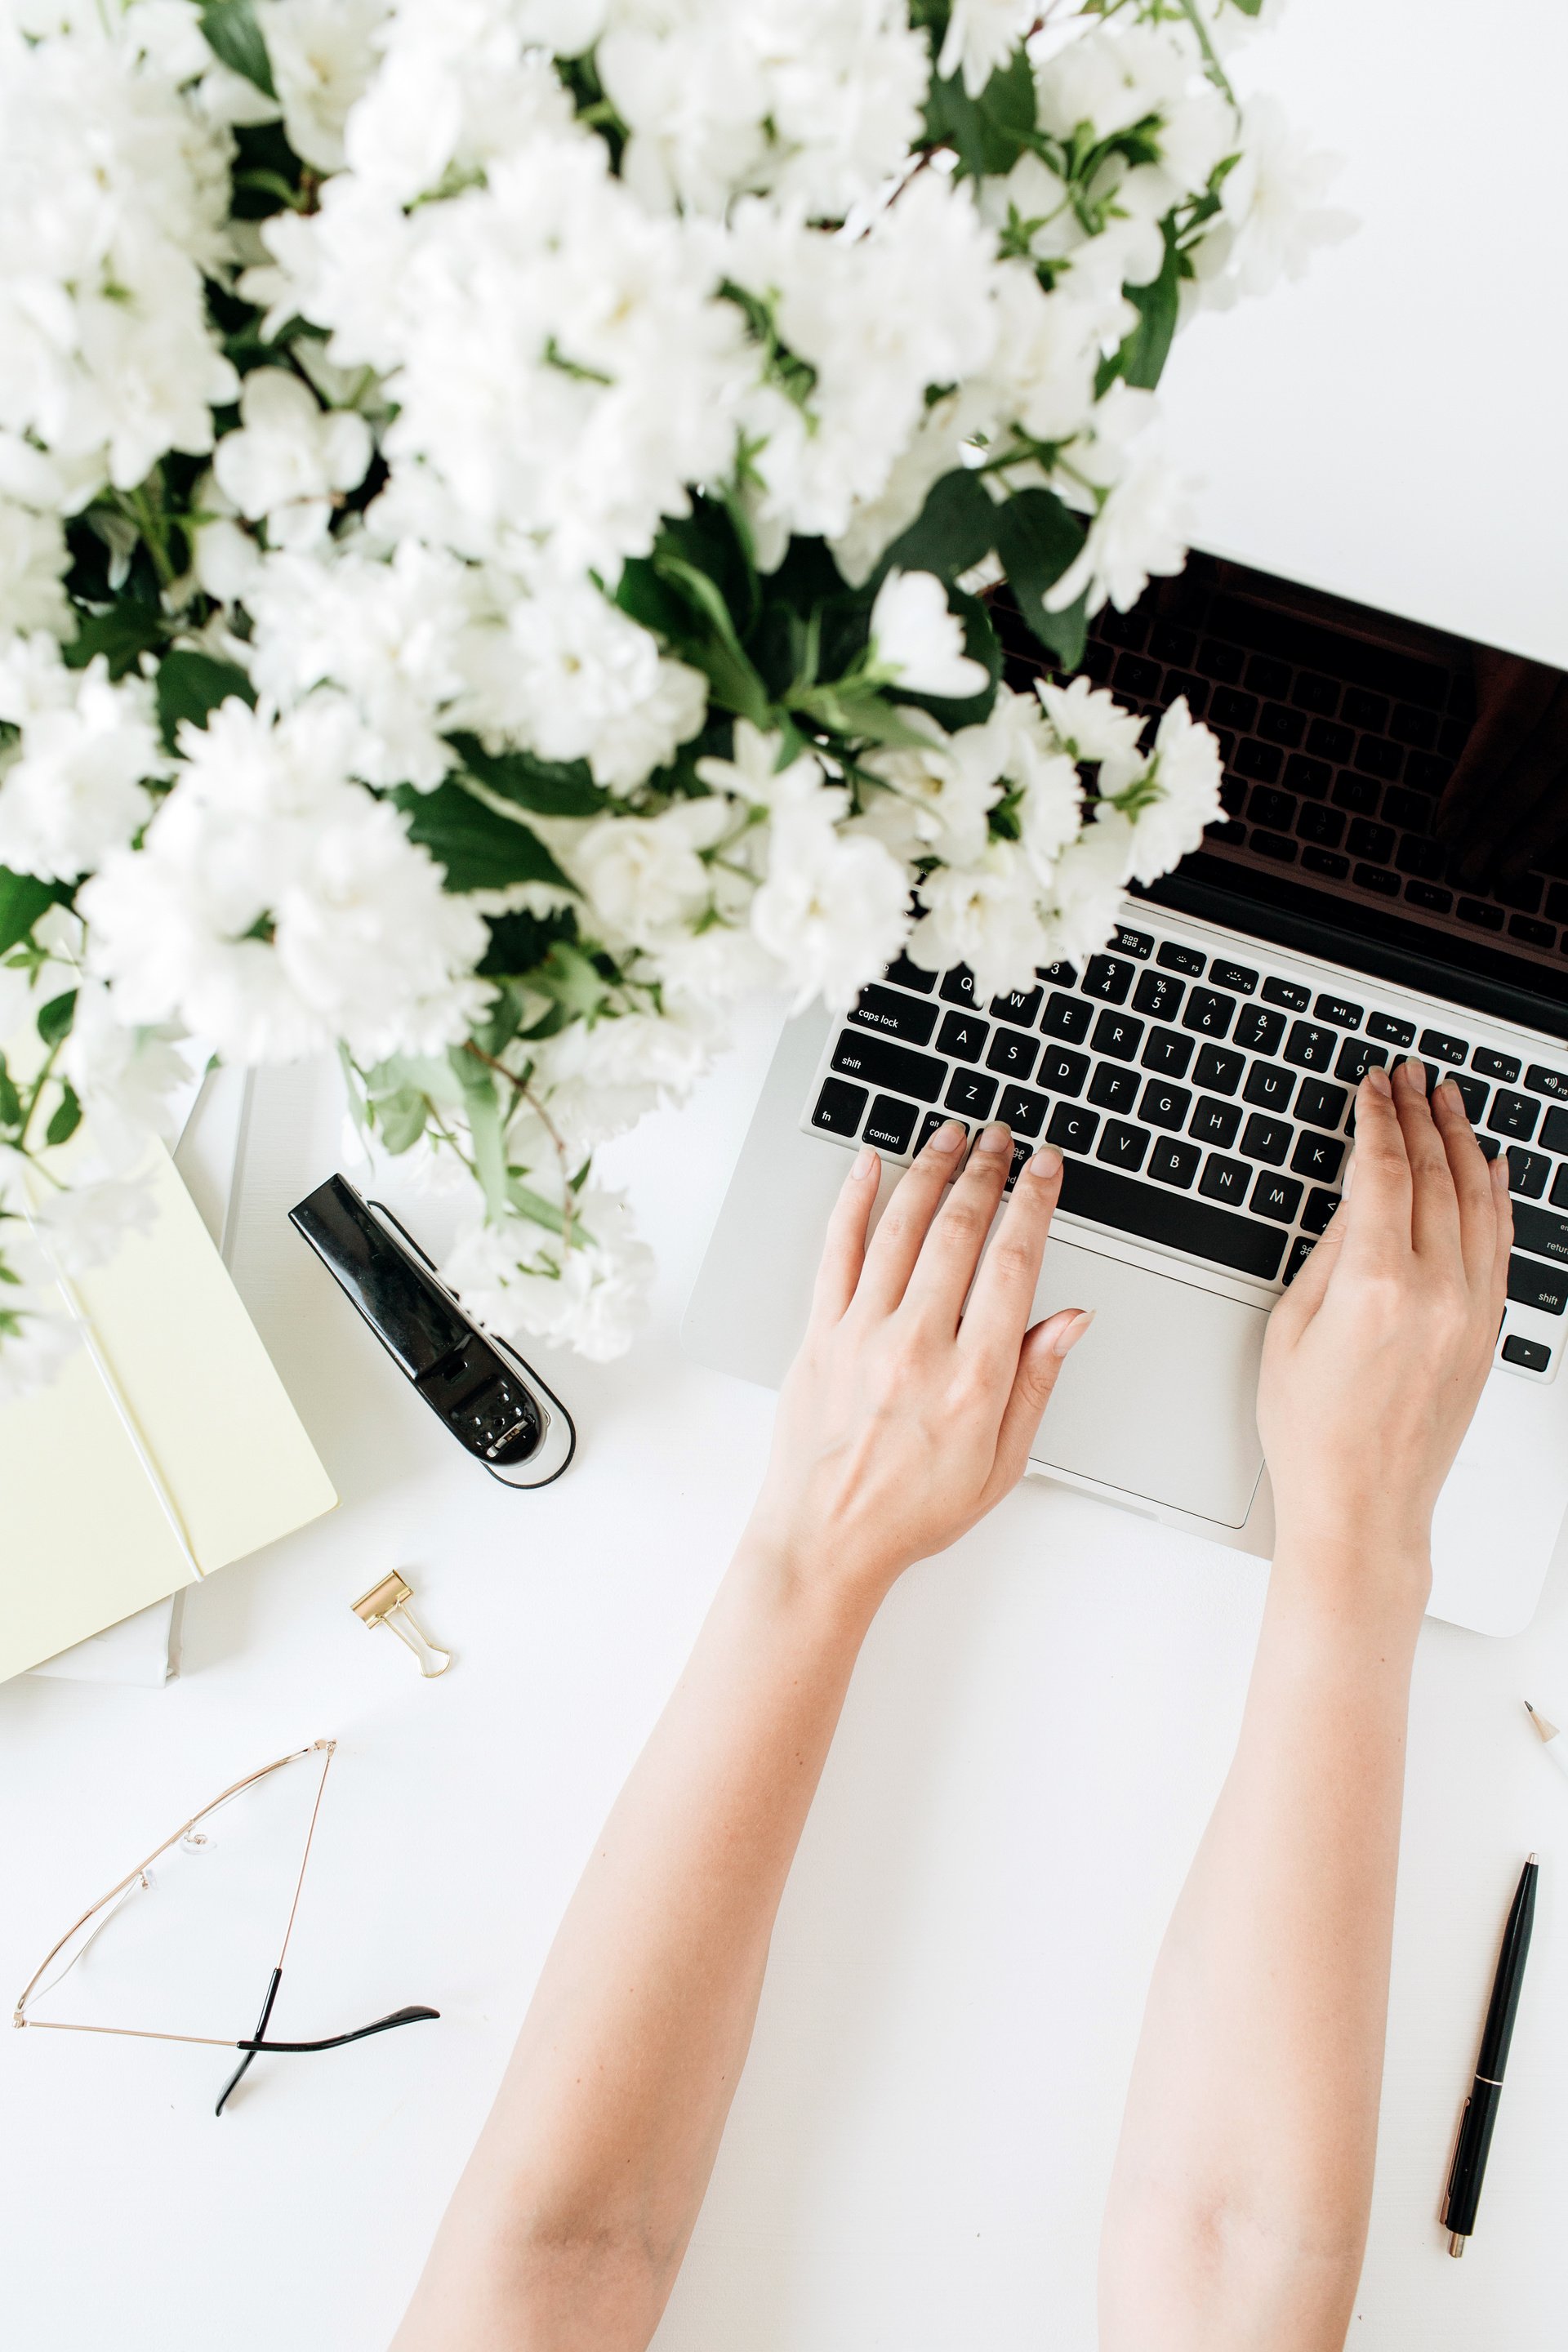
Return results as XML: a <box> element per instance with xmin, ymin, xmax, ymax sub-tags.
<box><xmin>8</xmin><ymin>5</ymin><xmax>1568</xmax><ymax>2345</ymax></box>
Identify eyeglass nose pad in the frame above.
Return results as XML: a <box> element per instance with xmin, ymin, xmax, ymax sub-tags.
<box><xmin>180</xmin><ymin>1829</ymin><xmax>212</xmax><ymax>1855</ymax></box>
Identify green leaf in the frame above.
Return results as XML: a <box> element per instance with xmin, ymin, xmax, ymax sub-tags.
<box><xmin>0</xmin><ymin>867</ymin><xmax>66</xmax><ymax>959</ymax></box>
<box><xmin>504</xmin><ymin>1177</ymin><xmax>569</xmax><ymax>1240</ymax></box>
<box><xmin>449</xmin><ymin>1048</ymin><xmax>508</xmax><ymax>1217</ymax></box>
<box><xmin>374</xmin><ymin>1086</ymin><xmax>430</xmax><ymax>1156</ymax></box>
<box><xmin>45</xmin><ymin>1083</ymin><xmax>82</xmax><ymax>1148</ymax></box>
<box><xmin>651</xmin><ymin>550</ymin><xmax>773</xmax><ymax>728</ymax></box>
<box><xmin>63</xmin><ymin>601</ymin><xmax>166</xmax><ymax>680</ymax></box>
<box><xmin>446</xmin><ymin>733</ymin><xmax>607</xmax><ymax>819</ymax></box>
<box><xmin>394</xmin><ymin>782</ymin><xmax>575</xmax><ymax>897</ymax></box>
<box><xmin>477</xmin><ymin>905</ymin><xmax>579</xmax><ymax>980</ymax></box>
<box><xmin>200</xmin><ymin>0</ymin><xmax>277</xmax><ymax>97</ymax></box>
<box><xmin>472</xmin><ymin>982</ymin><xmax>524</xmax><ymax>1061</ymax></box>
<box><xmin>875</xmin><ymin>467</ymin><xmax>999</xmax><ymax>588</ymax></box>
<box><xmin>993</xmin><ymin>488</ymin><xmax>1089</xmax><ymax>671</ymax></box>
<box><xmin>1111</xmin><ymin>233</ymin><xmax>1182</xmax><ymax>393</ymax></box>
<box><xmin>155</xmin><ymin>650</ymin><xmax>256</xmax><ymax>752</ymax></box>
<box><xmin>37</xmin><ymin>990</ymin><xmax>77</xmax><ymax>1049</ymax></box>
<box><xmin>534</xmin><ymin>941</ymin><xmax>612</xmax><ymax>1022</ymax></box>
<box><xmin>0</xmin><ymin>1054</ymin><xmax>20</xmax><ymax>1132</ymax></box>
<box><xmin>923</xmin><ymin>45</ymin><xmax>1038</xmax><ymax>179</ymax></box>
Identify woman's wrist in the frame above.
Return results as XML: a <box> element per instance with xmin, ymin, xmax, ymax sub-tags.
<box><xmin>1268</xmin><ymin>1512</ymin><xmax>1432</xmax><ymax>1635</ymax></box>
<box><xmin>728</xmin><ymin>1519</ymin><xmax>894</xmax><ymax>1647</ymax></box>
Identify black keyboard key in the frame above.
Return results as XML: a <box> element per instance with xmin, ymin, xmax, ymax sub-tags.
<box><xmin>1201</xmin><ymin>638</ymin><xmax>1245</xmax><ymax>683</ymax></box>
<box><xmin>1296</xmin><ymin>1078</ymin><xmax>1348</xmax><ymax>1130</ymax></box>
<box><xmin>1293</xmin><ymin>674</ymin><xmax>1339</xmax><ymax>717</ymax></box>
<box><xmin>991</xmin><ymin>986</ymin><xmax>1043</xmax><ymax>1026</ymax></box>
<box><xmin>939</xmin><ymin>966</ymin><xmax>978</xmax><ymax>1005</ymax></box>
<box><xmin>1233</xmin><ymin>1005</ymin><xmax>1285</xmax><ymax>1056</ymax></box>
<box><xmin>1290</xmin><ymin>1129</ymin><xmax>1345</xmax><ymax>1183</ymax></box>
<box><xmin>1249</xmin><ymin>786</ymin><xmax>1297</xmax><ymax>829</ymax></box>
<box><xmin>1156</xmin><ymin>942</ymin><xmax>1206</xmax><ymax>976</ymax></box>
<box><xmin>1284</xmin><ymin>1021</ymin><xmax>1336</xmax><ymax>1073</ymax></box>
<box><xmin>1419</xmin><ymin>1027</ymin><xmax>1468</xmax><ymax>1066</ymax></box>
<box><xmin>1508</xmin><ymin>1147</ymin><xmax>1551</xmax><ymax>1200</ymax></box>
<box><xmin>1148</xmin><ymin>1136</ymin><xmax>1200</xmax><ymax>1188</ymax></box>
<box><xmin>832</xmin><ymin>1031</ymin><xmax>945</xmax><ymax>1102</ymax></box>
<box><xmin>1058</xmin><ymin>1155</ymin><xmax>1285</xmax><ymax>1280</ymax></box>
<box><xmin>1296</xmin><ymin>804</ymin><xmax>1345</xmax><ymax>848</ymax></box>
<box><xmin>1048</xmin><ymin>1101</ymin><xmax>1099</xmax><ymax>1155</ymax></box>
<box><xmin>1508</xmin><ymin>1255</ymin><xmax>1568</xmax><ymax>1316</ymax></box>
<box><xmin>1312</xmin><ymin>994</ymin><xmax>1363</xmax><ymax>1030</ymax></box>
<box><xmin>1334</xmin><ymin>1036</ymin><xmax>1388</xmax><ymax>1085</ymax></box>
<box><xmin>1396</xmin><ymin>835</ymin><xmax>1448</xmax><ymax>881</ymax></box>
<box><xmin>1282</xmin><ymin>1236</ymin><xmax>1317</xmax><ymax>1285</ymax></box>
<box><xmin>1334</xmin><ymin>777</ymin><xmax>1382</xmax><ymax>817</ymax></box>
<box><xmin>1259</xmin><ymin>702</ymin><xmax>1306</xmax><ymax>748</ymax></box>
<box><xmin>1525</xmin><ymin>1065</ymin><xmax>1568</xmax><ymax>1101</ymax></box>
<box><xmin>1141</xmin><ymin>1025</ymin><xmax>1195</xmax><ymax>1078</ymax></box>
<box><xmin>813</xmin><ymin>1077</ymin><xmax>867</xmax><ymax>1136</ymax></box>
<box><xmin>1183</xmin><ymin>988</ymin><xmax>1236</xmax><ymax>1038</ymax></box>
<box><xmin>1303</xmin><ymin>847</ymin><xmax>1350</xmax><ymax>879</ymax></box>
<box><xmin>1542</xmin><ymin>1105</ymin><xmax>1568</xmax><ymax>1155</ymax></box>
<box><xmin>1192</xmin><ymin>1043</ymin><xmax>1245</xmax><ymax>1095</ymax></box>
<box><xmin>1450</xmin><ymin>1074</ymin><xmax>1489</xmax><ymax>1125</ymax></box>
<box><xmin>995</xmin><ymin>1087</ymin><xmax>1047</xmax><ymax>1138</ymax></box>
<box><xmin>1089</xmin><ymin>1063</ymin><xmax>1140</xmax><ymax>1113</ymax></box>
<box><xmin>1239</xmin><ymin>1113</ymin><xmax>1293</xmax><ymax>1165</ymax></box>
<box><xmin>1496</xmin><ymin>874</ymin><xmax>1544</xmax><ymax>915</ymax></box>
<box><xmin>1285</xmin><ymin>753</ymin><xmax>1332</xmax><ymax>799</ymax></box>
<box><xmin>1244</xmin><ymin>1062</ymin><xmax>1296</xmax><ymax>1113</ymax></box>
<box><xmin>1367</xmin><ymin>1012</ymin><xmax>1416</xmax><ymax>1047</ymax></box>
<box><xmin>1250</xmin><ymin>829</ymin><xmax>1298</xmax><ymax>863</ymax></box>
<box><xmin>1189</xmin><ymin>1097</ymin><xmax>1242</xmax><ymax>1147</ymax></box>
<box><xmin>987</xmin><ymin>1026</ymin><xmax>1040</xmax><ymax>1081</ymax></box>
<box><xmin>1209</xmin><ymin>818</ymin><xmax>1248</xmax><ymax>846</ymax></box>
<box><xmin>1512</xmin><ymin>1203</ymin><xmax>1568</xmax><ymax>1267</ymax></box>
<box><xmin>937</xmin><ymin>1009</ymin><xmax>990</xmax><ymax>1062</ymax></box>
<box><xmin>1211</xmin><ymin>686</ymin><xmax>1258</xmax><ymax>730</ymax></box>
<box><xmin>1384</xmin><ymin>786</ymin><xmax>1434</xmax><ymax>830</ymax></box>
<box><xmin>1133</xmin><ymin>969</ymin><xmax>1185</xmax><ymax>1021</ymax></box>
<box><xmin>1473</xmin><ymin>1049</ymin><xmax>1522</xmax><ymax>1083</ymax></box>
<box><xmin>1093</xmin><ymin>1009</ymin><xmax>1145</xmax><ymax>1062</ymax></box>
<box><xmin>1198</xmin><ymin>1153</ymin><xmax>1252</xmax><ymax>1209</ymax></box>
<box><xmin>1208</xmin><ymin>960</ymin><xmax>1258</xmax><ymax>995</ymax></box>
<box><xmin>1457</xmin><ymin>897</ymin><xmax>1505</xmax><ymax>932</ymax></box>
<box><xmin>1347</xmin><ymin>818</ymin><xmax>1396</xmax><ymax>862</ymax></box>
<box><xmin>1082</xmin><ymin>954</ymin><xmax>1135</xmax><ymax>1002</ymax></box>
<box><xmin>1139</xmin><ymin>1080</ymin><xmax>1192</xmax><ymax>1131</ymax></box>
<box><xmin>1251</xmin><ymin>1170</ymin><xmax>1303</xmax><ymax>1223</ymax></box>
<box><xmin>916</xmin><ymin>1109</ymin><xmax>968</xmax><ymax>1152</ymax></box>
<box><xmin>1405</xmin><ymin>880</ymin><xmax>1454</xmax><ymax>913</ymax></box>
<box><xmin>1502</xmin><ymin>1334</ymin><xmax>1552</xmax><ymax>1372</ymax></box>
<box><xmin>1303</xmin><ymin>1187</ymin><xmax>1340</xmax><ymax>1235</ymax></box>
<box><xmin>1112</xmin><ymin>926</ymin><xmax>1155</xmax><ymax>960</ymax></box>
<box><xmin>863</xmin><ymin>1094</ymin><xmax>919</xmax><ymax>1154</ymax></box>
<box><xmin>1307</xmin><ymin>716</ymin><xmax>1354</xmax><ymax>762</ymax></box>
<box><xmin>1353</xmin><ymin>864</ymin><xmax>1401</xmax><ymax>898</ymax></box>
<box><xmin>1343</xmin><ymin>687</ymin><xmax>1389</xmax><ymax>731</ymax></box>
<box><xmin>1116</xmin><ymin>652</ymin><xmax>1160</xmax><ymax>697</ymax></box>
<box><xmin>1041</xmin><ymin>990</ymin><xmax>1093</xmax><ymax>1042</ymax></box>
<box><xmin>884</xmin><ymin>953</ymin><xmax>937</xmax><ymax>994</ymax></box>
<box><xmin>945</xmin><ymin>1066</ymin><xmax>999</xmax><ymax>1119</ymax></box>
<box><xmin>1097</xmin><ymin>1120</ymin><xmax>1150</xmax><ymax>1174</ymax></box>
<box><xmin>1039</xmin><ymin>1045</ymin><xmax>1089</xmax><ymax>1096</ymax></box>
<box><xmin>1555</xmin><ymin>1165</ymin><xmax>1568</xmax><ymax>1209</ymax></box>
<box><xmin>1039</xmin><ymin>960</ymin><xmax>1078</xmax><ymax>987</ymax></box>
<box><xmin>1488</xmin><ymin>1090</ymin><xmax>1539</xmax><ymax>1142</ymax></box>
<box><xmin>1003</xmin><ymin>1139</ymin><xmax>1035</xmax><ymax>1192</ymax></box>
<box><xmin>851</xmin><ymin>983</ymin><xmax>939</xmax><ymax>1047</ymax></box>
<box><xmin>1512</xmin><ymin>915</ymin><xmax>1558</xmax><ymax>949</ymax></box>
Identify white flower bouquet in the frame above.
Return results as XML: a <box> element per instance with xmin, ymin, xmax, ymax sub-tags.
<box><xmin>0</xmin><ymin>0</ymin><xmax>1343</xmax><ymax>1381</ymax></box>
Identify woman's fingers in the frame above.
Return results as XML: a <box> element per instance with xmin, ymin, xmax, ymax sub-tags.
<box><xmin>957</xmin><ymin>1143</ymin><xmax>1064</xmax><ymax>1365</ymax></box>
<box><xmin>808</xmin><ymin>1143</ymin><xmax>881</xmax><ymax>1327</ymax></box>
<box><xmin>1392</xmin><ymin>1056</ymin><xmax>1462</xmax><ymax>1261</ymax></box>
<box><xmin>1269</xmin><ymin>1178</ymin><xmax>1351</xmax><ymax>1333</ymax></box>
<box><xmin>1431</xmin><ymin>1077</ymin><xmax>1498</xmax><ymax>1291</ymax></box>
<box><xmin>982</xmin><ymin>1305</ymin><xmax>1095</xmax><ymax>1503</ymax></box>
<box><xmin>1336</xmin><ymin>1067</ymin><xmax>1413</xmax><ymax>1267</ymax></box>
<box><xmin>1490</xmin><ymin>1149</ymin><xmax>1516</xmax><ymax>1311</ymax></box>
<box><xmin>849</xmin><ymin>1117</ymin><xmax>969</xmax><ymax>1318</ymax></box>
<box><xmin>902</xmin><ymin>1120</ymin><xmax>1015</xmax><ymax>1332</ymax></box>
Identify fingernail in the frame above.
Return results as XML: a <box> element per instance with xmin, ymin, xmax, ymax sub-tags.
<box><xmin>1365</xmin><ymin>1066</ymin><xmax>1392</xmax><ymax>1098</ymax></box>
<box><xmin>924</xmin><ymin>1119</ymin><xmax>965</xmax><ymax>1156</ymax></box>
<box><xmin>1027</xmin><ymin>1143</ymin><xmax>1063</xmax><ymax>1181</ymax></box>
<box><xmin>1050</xmin><ymin>1307</ymin><xmax>1095</xmax><ymax>1358</ymax></box>
<box><xmin>973</xmin><ymin>1122</ymin><xmax>1010</xmax><ymax>1156</ymax></box>
<box><xmin>851</xmin><ymin>1145</ymin><xmax>877</xmax><ymax>1180</ymax></box>
<box><xmin>1438</xmin><ymin>1076</ymin><xmax>1468</xmax><ymax>1120</ymax></box>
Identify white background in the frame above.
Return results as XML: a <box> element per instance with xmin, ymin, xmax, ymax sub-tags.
<box><xmin>7</xmin><ymin>1</ymin><xmax>1568</xmax><ymax>2345</ymax></box>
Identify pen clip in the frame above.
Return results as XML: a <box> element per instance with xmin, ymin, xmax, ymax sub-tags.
<box><xmin>352</xmin><ymin>1573</ymin><xmax>452</xmax><ymax>1677</ymax></box>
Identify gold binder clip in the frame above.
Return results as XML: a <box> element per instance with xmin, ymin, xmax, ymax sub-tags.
<box><xmin>352</xmin><ymin>1573</ymin><xmax>452</xmax><ymax>1677</ymax></box>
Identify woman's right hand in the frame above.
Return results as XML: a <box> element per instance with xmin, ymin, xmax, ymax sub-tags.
<box><xmin>1256</xmin><ymin>1056</ymin><xmax>1512</xmax><ymax>1586</ymax></box>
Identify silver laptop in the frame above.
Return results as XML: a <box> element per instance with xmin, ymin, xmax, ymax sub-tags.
<box><xmin>684</xmin><ymin>555</ymin><xmax>1568</xmax><ymax>1637</ymax></box>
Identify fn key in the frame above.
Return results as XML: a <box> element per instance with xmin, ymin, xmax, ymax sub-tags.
<box><xmin>813</xmin><ymin>1078</ymin><xmax>866</xmax><ymax>1137</ymax></box>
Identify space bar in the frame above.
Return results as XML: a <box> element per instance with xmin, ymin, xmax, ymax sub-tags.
<box><xmin>1056</xmin><ymin>1157</ymin><xmax>1285</xmax><ymax>1281</ymax></box>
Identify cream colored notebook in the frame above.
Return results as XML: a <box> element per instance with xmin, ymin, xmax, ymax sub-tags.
<box><xmin>0</xmin><ymin>1139</ymin><xmax>336</xmax><ymax>1681</ymax></box>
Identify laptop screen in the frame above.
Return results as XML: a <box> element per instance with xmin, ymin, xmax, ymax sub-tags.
<box><xmin>996</xmin><ymin>555</ymin><xmax>1568</xmax><ymax>1045</ymax></box>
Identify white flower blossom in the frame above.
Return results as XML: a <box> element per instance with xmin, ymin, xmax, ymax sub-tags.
<box><xmin>0</xmin><ymin>500</ymin><xmax>69</xmax><ymax>635</ymax></box>
<box><xmin>908</xmin><ymin>840</ymin><xmax>1044</xmax><ymax>1003</ymax></box>
<box><xmin>31</xmin><ymin>1173</ymin><xmax>158</xmax><ymax>1277</ymax></box>
<box><xmin>1115</xmin><ymin>697</ymin><xmax>1223</xmax><ymax>883</ymax></box>
<box><xmin>257</xmin><ymin>0</ymin><xmax>389</xmax><ymax>174</ymax></box>
<box><xmin>443</xmin><ymin>1185</ymin><xmax>654</xmax><ymax>1362</ymax></box>
<box><xmin>751</xmin><ymin>791</ymin><xmax>910</xmax><ymax>1013</ymax></box>
<box><xmin>1204</xmin><ymin>95</ymin><xmax>1355</xmax><ymax>301</ymax></box>
<box><xmin>0</xmin><ymin>637</ymin><xmax>166</xmax><ymax>882</ymax></box>
<box><xmin>869</xmin><ymin>568</ymin><xmax>988</xmax><ymax>701</ymax></box>
<box><xmin>212</xmin><ymin>368</ymin><xmax>373</xmax><ymax>554</ymax></box>
<box><xmin>938</xmin><ymin>0</ymin><xmax>1035</xmax><ymax>98</ymax></box>
<box><xmin>569</xmin><ymin>798</ymin><xmax>730</xmax><ymax>951</ymax></box>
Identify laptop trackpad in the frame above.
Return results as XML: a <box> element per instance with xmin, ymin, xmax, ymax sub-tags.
<box><xmin>1027</xmin><ymin>1236</ymin><xmax>1268</xmax><ymax>1527</ymax></box>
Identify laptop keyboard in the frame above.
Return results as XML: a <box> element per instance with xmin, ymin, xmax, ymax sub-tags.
<box><xmin>801</xmin><ymin>913</ymin><xmax>1568</xmax><ymax>1379</ymax></box>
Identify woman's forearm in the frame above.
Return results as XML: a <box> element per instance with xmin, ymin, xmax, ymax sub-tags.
<box><xmin>1098</xmin><ymin>1537</ymin><xmax>1428</xmax><ymax>2352</ymax></box>
<box><xmin>392</xmin><ymin>1536</ymin><xmax>876</xmax><ymax>2352</ymax></box>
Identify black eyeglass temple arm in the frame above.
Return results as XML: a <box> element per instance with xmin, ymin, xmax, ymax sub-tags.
<box><xmin>237</xmin><ymin>2003</ymin><xmax>441</xmax><ymax>2054</ymax></box>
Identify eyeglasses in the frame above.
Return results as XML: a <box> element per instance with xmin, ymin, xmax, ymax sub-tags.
<box><xmin>13</xmin><ymin>1739</ymin><xmax>439</xmax><ymax>2115</ymax></box>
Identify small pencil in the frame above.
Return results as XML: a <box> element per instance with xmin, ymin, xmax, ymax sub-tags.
<box><xmin>1524</xmin><ymin>1700</ymin><xmax>1568</xmax><ymax>1781</ymax></box>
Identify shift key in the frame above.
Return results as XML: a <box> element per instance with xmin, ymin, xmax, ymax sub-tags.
<box><xmin>1508</xmin><ymin>1254</ymin><xmax>1568</xmax><ymax>1316</ymax></box>
<box><xmin>831</xmin><ymin>1029</ymin><xmax>946</xmax><ymax>1103</ymax></box>
<box><xmin>1511</xmin><ymin>1202</ymin><xmax>1568</xmax><ymax>1267</ymax></box>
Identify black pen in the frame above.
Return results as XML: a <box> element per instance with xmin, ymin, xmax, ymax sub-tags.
<box><xmin>1441</xmin><ymin>1854</ymin><xmax>1539</xmax><ymax>2256</ymax></box>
